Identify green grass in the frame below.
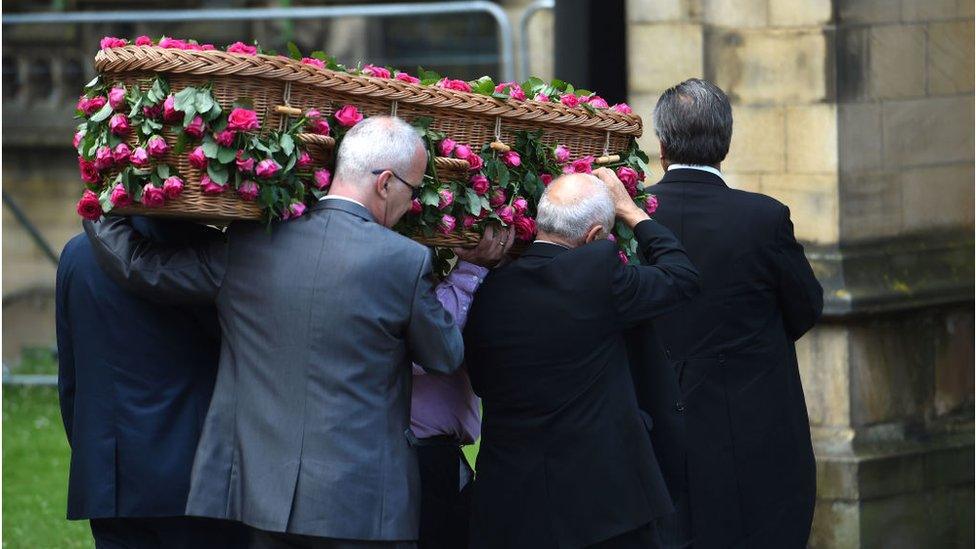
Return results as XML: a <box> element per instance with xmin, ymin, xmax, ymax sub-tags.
<box><xmin>2</xmin><ymin>385</ymin><xmax>93</xmax><ymax>548</ymax></box>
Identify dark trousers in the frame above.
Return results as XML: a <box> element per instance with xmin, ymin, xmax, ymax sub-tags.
<box><xmin>248</xmin><ymin>527</ymin><xmax>416</xmax><ymax>549</ymax></box>
<box><xmin>416</xmin><ymin>442</ymin><xmax>473</xmax><ymax>549</ymax></box>
<box><xmin>89</xmin><ymin>516</ymin><xmax>246</xmax><ymax>549</ymax></box>
<box><xmin>587</xmin><ymin>522</ymin><xmax>662</xmax><ymax>549</ymax></box>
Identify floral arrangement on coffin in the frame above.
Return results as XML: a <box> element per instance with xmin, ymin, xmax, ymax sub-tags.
<box><xmin>76</xmin><ymin>36</ymin><xmax>658</xmax><ymax>265</ymax></box>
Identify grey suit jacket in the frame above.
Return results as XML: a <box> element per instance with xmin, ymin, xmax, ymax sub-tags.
<box><xmin>84</xmin><ymin>199</ymin><xmax>464</xmax><ymax>540</ymax></box>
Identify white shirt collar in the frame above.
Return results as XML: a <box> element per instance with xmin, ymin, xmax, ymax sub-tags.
<box><xmin>667</xmin><ymin>163</ymin><xmax>725</xmax><ymax>181</ymax></box>
<box><xmin>319</xmin><ymin>195</ymin><xmax>367</xmax><ymax>209</ymax></box>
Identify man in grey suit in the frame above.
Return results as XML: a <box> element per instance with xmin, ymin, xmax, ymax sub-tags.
<box><xmin>84</xmin><ymin>116</ymin><xmax>511</xmax><ymax>548</ymax></box>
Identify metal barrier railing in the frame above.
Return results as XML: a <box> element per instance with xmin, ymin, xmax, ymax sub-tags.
<box><xmin>517</xmin><ymin>0</ymin><xmax>554</xmax><ymax>82</ymax></box>
<box><xmin>2</xmin><ymin>1</ymin><xmax>516</xmax><ymax>82</ymax></box>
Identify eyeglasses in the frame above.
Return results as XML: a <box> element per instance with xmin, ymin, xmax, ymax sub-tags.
<box><xmin>372</xmin><ymin>169</ymin><xmax>422</xmax><ymax>201</ymax></box>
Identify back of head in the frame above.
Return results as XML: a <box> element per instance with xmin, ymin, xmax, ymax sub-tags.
<box><xmin>334</xmin><ymin>116</ymin><xmax>425</xmax><ymax>186</ymax></box>
<box><xmin>536</xmin><ymin>173</ymin><xmax>615</xmax><ymax>246</ymax></box>
<box><xmin>653</xmin><ymin>78</ymin><xmax>733</xmax><ymax>166</ymax></box>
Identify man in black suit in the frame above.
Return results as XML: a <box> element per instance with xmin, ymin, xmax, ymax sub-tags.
<box><xmin>56</xmin><ymin>217</ymin><xmax>245</xmax><ymax>548</ymax></box>
<box><xmin>463</xmin><ymin>170</ymin><xmax>701</xmax><ymax>548</ymax></box>
<box><xmin>644</xmin><ymin>78</ymin><xmax>824</xmax><ymax>547</ymax></box>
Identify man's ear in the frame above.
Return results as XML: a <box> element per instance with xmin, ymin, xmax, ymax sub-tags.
<box><xmin>659</xmin><ymin>142</ymin><xmax>668</xmax><ymax>170</ymax></box>
<box><xmin>584</xmin><ymin>224</ymin><xmax>605</xmax><ymax>244</ymax></box>
<box><xmin>374</xmin><ymin>170</ymin><xmax>391</xmax><ymax>198</ymax></box>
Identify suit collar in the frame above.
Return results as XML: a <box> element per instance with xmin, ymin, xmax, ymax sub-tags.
<box><xmin>658</xmin><ymin>167</ymin><xmax>728</xmax><ymax>188</ymax></box>
<box><xmin>311</xmin><ymin>196</ymin><xmax>376</xmax><ymax>223</ymax></box>
<box><xmin>521</xmin><ymin>241</ymin><xmax>571</xmax><ymax>259</ymax></box>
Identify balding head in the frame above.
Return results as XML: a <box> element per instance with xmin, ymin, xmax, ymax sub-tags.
<box><xmin>333</xmin><ymin>116</ymin><xmax>427</xmax><ymax>187</ymax></box>
<box><xmin>536</xmin><ymin>173</ymin><xmax>615</xmax><ymax>247</ymax></box>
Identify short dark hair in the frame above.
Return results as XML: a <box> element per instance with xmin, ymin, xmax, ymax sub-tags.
<box><xmin>652</xmin><ymin>78</ymin><xmax>733</xmax><ymax>166</ymax></box>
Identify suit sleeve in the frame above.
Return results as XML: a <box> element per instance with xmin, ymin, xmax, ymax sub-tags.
<box><xmin>612</xmin><ymin>219</ymin><xmax>701</xmax><ymax>327</ymax></box>
<box><xmin>54</xmin><ymin>259</ymin><xmax>75</xmax><ymax>444</ymax></box>
<box><xmin>772</xmin><ymin>206</ymin><xmax>824</xmax><ymax>340</ymax></box>
<box><xmin>406</xmin><ymin>251</ymin><xmax>464</xmax><ymax>375</ymax></box>
<box><xmin>83</xmin><ymin>216</ymin><xmax>227</xmax><ymax>303</ymax></box>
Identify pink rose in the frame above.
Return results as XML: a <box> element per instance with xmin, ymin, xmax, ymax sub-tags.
<box><xmin>113</xmin><ymin>143</ymin><xmax>132</xmax><ymax>164</ymax></box>
<box><xmin>470</xmin><ymin>174</ymin><xmax>489</xmax><ymax>195</ymax></box>
<box><xmin>438</xmin><ymin>189</ymin><xmax>454</xmax><ymax>210</ymax></box>
<box><xmin>226</xmin><ymin>41</ymin><xmax>257</xmax><ymax>55</ymax></box>
<box><xmin>313</xmin><ymin>168</ymin><xmax>332</xmax><ymax>189</ymax></box>
<box><xmin>439</xmin><ymin>138</ymin><xmax>456</xmax><ymax>157</ymax></box>
<box><xmin>199</xmin><ymin>175</ymin><xmax>226</xmax><ymax>195</ymax></box>
<box><xmin>560</xmin><ymin>94</ymin><xmax>580</xmax><ymax>108</ymax></box>
<box><xmin>256</xmin><ymin>159</ymin><xmax>281</xmax><ymax>179</ymax></box>
<box><xmin>235</xmin><ymin>151</ymin><xmax>254</xmax><ymax>173</ymax></box>
<box><xmin>362</xmin><ymin>64</ymin><xmax>391</xmax><ymax>78</ymax></box>
<box><xmin>534</xmin><ymin>93</ymin><xmax>550</xmax><ymax>102</ymax></box>
<box><xmin>608</xmin><ymin>233</ymin><xmax>617</xmax><ymax>243</ymax></box>
<box><xmin>571</xmin><ymin>156</ymin><xmax>594</xmax><ymax>174</ymax></box>
<box><xmin>200</xmin><ymin>44</ymin><xmax>216</xmax><ymax>51</ymax></box>
<box><xmin>129</xmin><ymin>146</ymin><xmax>150</xmax><ymax>167</ymax></box>
<box><xmin>512</xmin><ymin>197</ymin><xmax>529</xmax><ymax>215</ymax></box>
<box><xmin>494</xmin><ymin>82</ymin><xmax>525</xmax><ymax>100</ymax></box>
<box><xmin>308</xmin><ymin>116</ymin><xmax>330</xmax><ymax>135</ymax></box>
<box><xmin>410</xmin><ymin>199</ymin><xmax>423</xmax><ymax>215</ymax></box>
<box><xmin>135</xmin><ymin>35</ymin><xmax>153</xmax><ymax>46</ymax></box>
<box><xmin>163</xmin><ymin>176</ymin><xmax>184</xmax><ymax>199</ymax></box>
<box><xmin>297</xmin><ymin>151</ymin><xmax>313</xmax><ymax>169</ymax></box>
<box><xmin>466</xmin><ymin>153</ymin><xmax>484</xmax><ymax>171</ymax></box>
<box><xmin>227</xmin><ymin>108</ymin><xmax>260</xmax><ymax>132</ymax></box>
<box><xmin>289</xmin><ymin>201</ymin><xmax>307</xmax><ymax>218</ymax></box>
<box><xmin>184</xmin><ymin>115</ymin><xmax>205</xmax><ymax>138</ymax></box>
<box><xmin>109</xmin><ymin>87</ymin><xmax>126</xmax><ymax>110</ymax></box>
<box><xmin>589</xmin><ymin>96</ymin><xmax>610</xmax><ymax>109</ymax></box>
<box><xmin>143</xmin><ymin>104</ymin><xmax>162</xmax><ymax>119</ymax></box>
<box><xmin>237</xmin><ymin>180</ymin><xmax>259</xmax><ymax>201</ymax></box>
<box><xmin>495</xmin><ymin>205</ymin><xmax>515</xmax><ymax>224</ymax></box>
<box><xmin>611</xmin><ymin>103</ymin><xmax>633</xmax><ymax>114</ymax></box>
<box><xmin>618</xmin><ymin>251</ymin><xmax>630</xmax><ymax>265</ymax></box>
<box><xmin>462</xmin><ymin>215</ymin><xmax>477</xmax><ymax>229</ymax></box>
<box><xmin>163</xmin><ymin>95</ymin><xmax>180</xmax><ymax>122</ymax></box>
<box><xmin>79</xmin><ymin>158</ymin><xmax>101</xmax><ymax>185</ymax></box>
<box><xmin>141</xmin><ymin>183</ymin><xmax>165</xmax><ymax>208</ymax></box>
<box><xmin>73</xmin><ymin>131</ymin><xmax>84</xmax><ymax>149</ymax></box>
<box><xmin>108</xmin><ymin>113</ymin><xmax>131</xmax><ymax>136</ymax></box>
<box><xmin>334</xmin><ymin>105</ymin><xmax>363</xmax><ymax>128</ymax></box>
<box><xmin>215</xmin><ymin>130</ymin><xmax>236</xmax><ymax>147</ymax></box>
<box><xmin>645</xmin><ymin>195</ymin><xmax>659</xmax><ymax>214</ymax></box>
<box><xmin>301</xmin><ymin>57</ymin><xmax>325</xmax><ymax>69</ymax></box>
<box><xmin>617</xmin><ymin>166</ymin><xmax>639</xmax><ymax>197</ymax></box>
<box><xmin>146</xmin><ymin>135</ymin><xmax>169</xmax><ymax>158</ymax></box>
<box><xmin>437</xmin><ymin>78</ymin><xmax>472</xmax><ymax>93</ymax></box>
<box><xmin>453</xmin><ymin>144</ymin><xmax>472</xmax><ymax>160</ymax></box>
<box><xmin>554</xmin><ymin>145</ymin><xmax>571</xmax><ymax>163</ymax></box>
<box><xmin>489</xmin><ymin>188</ymin><xmax>507</xmax><ymax>208</ymax></box>
<box><xmin>540</xmin><ymin>173</ymin><xmax>553</xmax><ymax>186</ymax></box>
<box><xmin>501</xmin><ymin>151</ymin><xmax>521</xmax><ymax>168</ymax></box>
<box><xmin>100</xmin><ymin>36</ymin><xmax>127</xmax><ymax>49</ymax></box>
<box><xmin>159</xmin><ymin>37</ymin><xmax>187</xmax><ymax>49</ymax></box>
<box><xmin>76</xmin><ymin>189</ymin><xmax>103</xmax><ymax>220</ymax></box>
<box><xmin>188</xmin><ymin>146</ymin><xmax>208</xmax><ymax>170</ymax></box>
<box><xmin>438</xmin><ymin>215</ymin><xmax>457</xmax><ymax>234</ymax></box>
<box><xmin>395</xmin><ymin>72</ymin><xmax>420</xmax><ymax>84</ymax></box>
<box><xmin>94</xmin><ymin>146</ymin><xmax>115</xmax><ymax>171</ymax></box>
<box><xmin>79</xmin><ymin>95</ymin><xmax>106</xmax><ymax>116</ymax></box>
<box><xmin>514</xmin><ymin>215</ymin><xmax>537</xmax><ymax>241</ymax></box>
<box><xmin>110</xmin><ymin>183</ymin><xmax>132</xmax><ymax>208</ymax></box>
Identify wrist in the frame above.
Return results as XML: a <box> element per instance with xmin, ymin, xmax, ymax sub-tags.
<box><xmin>619</xmin><ymin>206</ymin><xmax>650</xmax><ymax>229</ymax></box>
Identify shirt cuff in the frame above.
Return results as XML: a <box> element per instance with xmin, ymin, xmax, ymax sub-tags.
<box><xmin>453</xmin><ymin>260</ymin><xmax>489</xmax><ymax>281</ymax></box>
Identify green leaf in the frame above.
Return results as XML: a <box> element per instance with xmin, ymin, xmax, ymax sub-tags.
<box><xmin>279</xmin><ymin>133</ymin><xmax>295</xmax><ymax>156</ymax></box>
<box><xmin>156</xmin><ymin>164</ymin><xmax>171</xmax><ymax>179</ymax></box>
<box><xmin>84</xmin><ymin>76</ymin><xmax>102</xmax><ymax>91</ymax></box>
<box><xmin>286</xmin><ymin>41</ymin><xmax>302</xmax><ymax>60</ymax></box>
<box><xmin>420</xmin><ymin>188</ymin><xmax>440</xmax><ymax>208</ymax></box>
<box><xmin>615</xmin><ymin>220</ymin><xmax>634</xmax><ymax>240</ymax></box>
<box><xmin>310</xmin><ymin>50</ymin><xmax>329</xmax><ymax>61</ymax></box>
<box><xmin>173</xmin><ymin>87</ymin><xmax>196</xmax><ymax>112</ymax></box>
<box><xmin>471</xmin><ymin>76</ymin><xmax>496</xmax><ymax>96</ymax></box>
<box><xmin>217</xmin><ymin>146</ymin><xmax>237</xmax><ymax>164</ymax></box>
<box><xmin>207</xmin><ymin>163</ymin><xmax>229</xmax><ymax>184</ymax></box>
<box><xmin>195</xmin><ymin>90</ymin><xmax>214</xmax><ymax>114</ymax></box>
<box><xmin>465</xmin><ymin>188</ymin><xmax>482</xmax><ymax>215</ymax></box>
<box><xmin>182</xmin><ymin>106</ymin><xmax>198</xmax><ymax>127</ymax></box>
<box><xmin>496</xmin><ymin>164</ymin><xmax>510</xmax><ymax>188</ymax></box>
<box><xmin>89</xmin><ymin>103</ymin><xmax>114</xmax><ymax>123</ymax></box>
<box><xmin>417</xmin><ymin>67</ymin><xmax>442</xmax><ymax>86</ymax></box>
<box><xmin>99</xmin><ymin>188</ymin><xmax>114</xmax><ymax>213</ymax></box>
<box><xmin>201</xmin><ymin>137</ymin><xmax>218</xmax><ymax>159</ymax></box>
<box><xmin>173</xmin><ymin>132</ymin><xmax>189</xmax><ymax>155</ymax></box>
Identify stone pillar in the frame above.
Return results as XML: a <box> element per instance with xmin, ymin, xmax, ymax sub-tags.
<box><xmin>626</xmin><ymin>1</ymin><xmax>974</xmax><ymax>546</ymax></box>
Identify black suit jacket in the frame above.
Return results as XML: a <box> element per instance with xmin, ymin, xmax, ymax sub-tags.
<box><xmin>649</xmin><ymin>168</ymin><xmax>824</xmax><ymax>547</ymax></box>
<box><xmin>55</xmin><ymin>219</ymin><xmax>220</xmax><ymax>519</ymax></box>
<box><xmin>464</xmin><ymin>220</ymin><xmax>700</xmax><ymax>549</ymax></box>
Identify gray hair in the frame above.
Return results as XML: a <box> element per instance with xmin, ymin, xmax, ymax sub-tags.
<box><xmin>652</xmin><ymin>78</ymin><xmax>733</xmax><ymax>166</ymax></box>
<box><xmin>334</xmin><ymin>116</ymin><xmax>426</xmax><ymax>185</ymax></box>
<box><xmin>536</xmin><ymin>174</ymin><xmax>615</xmax><ymax>245</ymax></box>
